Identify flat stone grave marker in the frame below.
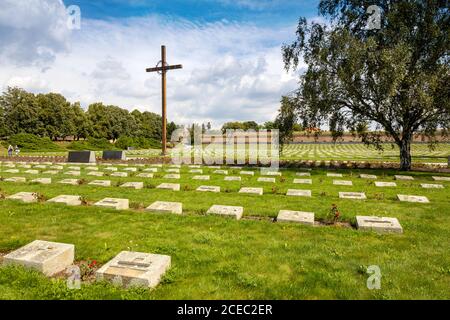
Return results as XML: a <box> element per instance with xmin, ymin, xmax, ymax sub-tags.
<box><xmin>339</xmin><ymin>192</ymin><xmax>367</xmax><ymax>200</ymax></box>
<box><xmin>145</xmin><ymin>201</ymin><xmax>182</xmax><ymax>214</ymax></box>
<box><xmin>189</xmin><ymin>165</ymin><xmax>201</xmax><ymax>168</ymax></box>
<box><xmin>68</xmin><ymin>166</ymin><xmax>81</xmax><ymax>171</ymax></box>
<box><xmin>33</xmin><ymin>165</ymin><xmax>47</xmax><ymax>169</ymax></box>
<box><xmin>189</xmin><ymin>169</ymin><xmax>203</xmax><ymax>173</ymax></box>
<box><xmin>286</xmin><ymin>189</ymin><xmax>312</xmax><ymax>197</ymax></box>
<box><xmin>47</xmin><ymin>195</ymin><xmax>82</xmax><ymax>206</ymax></box>
<box><xmin>3</xmin><ymin>164</ymin><xmax>16</xmax><ymax>168</ymax></box>
<box><xmin>397</xmin><ymin>194</ymin><xmax>429</xmax><ymax>203</ymax></box>
<box><xmin>207</xmin><ymin>205</ymin><xmax>243</xmax><ymax>220</ymax></box>
<box><xmin>375</xmin><ymin>181</ymin><xmax>397</xmax><ymax>187</ymax></box>
<box><xmin>43</xmin><ymin>170</ymin><xmax>59</xmax><ymax>175</ymax></box>
<box><xmin>88</xmin><ymin>171</ymin><xmax>104</xmax><ymax>176</ymax></box>
<box><xmin>3</xmin><ymin>240</ymin><xmax>74</xmax><ymax>276</ymax></box>
<box><xmin>19</xmin><ymin>165</ymin><xmax>31</xmax><ymax>169</ymax></box>
<box><xmin>144</xmin><ymin>168</ymin><xmax>158</xmax><ymax>173</ymax></box>
<box><xmin>395</xmin><ymin>175</ymin><xmax>414</xmax><ymax>181</ymax></box>
<box><xmin>360</xmin><ymin>174</ymin><xmax>377</xmax><ymax>179</ymax></box>
<box><xmin>165</xmin><ymin>169</ymin><xmax>180</xmax><ymax>173</ymax></box>
<box><xmin>277</xmin><ymin>210</ymin><xmax>314</xmax><ymax>225</ymax></box>
<box><xmin>420</xmin><ymin>183</ymin><xmax>444</xmax><ymax>189</ymax></box>
<box><xmin>105</xmin><ymin>167</ymin><xmax>118</xmax><ymax>171</ymax></box>
<box><xmin>240</xmin><ymin>171</ymin><xmax>255</xmax><ymax>176</ymax></box>
<box><xmin>261</xmin><ymin>171</ymin><xmax>282</xmax><ymax>176</ymax></box>
<box><xmin>24</xmin><ymin>170</ymin><xmax>39</xmax><ymax>175</ymax></box>
<box><xmin>193</xmin><ymin>175</ymin><xmax>210</xmax><ymax>180</ymax></box>
<box><xmin>239</xmin><ymin>187</ymin><xmax>263</xmax><ymax>195</ymax></box>
<box><xmin>89</xmin><ymin>180</ymin><xmax>111</xmax><ymax>187</ymax></box>
<box><xmin>196</xmin><ymin>185</ymin><xmax>220</xmax><ymax>193</ymax></box>
<box><xmin>214</xmin><ymin>170</ymin><xmax>228</xmax><ymax>175</ymax></box>
<box><xmin>58</xmin><ymin>179</ymin><xmax>80</xmax><ymax>185</ymax></box>
<box><xmin>207</xmin><ymin>166</ymin><xmax>221</xmax><ymax>169</ymax></box>
<box><xmin>294</xmin><ymin>179</ymin><xmax>312</xmax><ymax>184</ymax></box>
<box><xmin>123</xmin><ymin>167</ymin><xmax>137</xmax><ymax>172</ymax></box>
<box><xmin>3</xmin><ymin>177</ymin><xmax>26</xmax><ymax>183</ymax></box>
<box><xmin>120</xmin><ymin>182</ymin><xmax>144</xmax><ymax>190</ymax></box>
<box><xmin>87</xmin><ymin>167</ymin><xmax>99</xmax><ymax>171</ymax></box>
<box><xmin>356</xmin><ymin>216</ymin><xmax>403</xmax><ymax>234</ymax></box>
<box><xmin>163</xmin><ymin>174</ymin><xmax>180</xmax><ymax>179</ymax></box>
<box><xmin>4</xmin><ymin>169</ymin><xmax>19</xmax><ymax>173</ymax></box>
<box><xmin>432</xmin><ymin>176</ymin><xmax>450</xmax><ymax>182</ymax></box>
<box><xmin>224</xmin><ymin>176</ymin><xmax>241</xmax><ymax>181</ymax></box>
<box><xmin>137</xmin><ymin>173</ymin><xmax>154</xmax><ymax>178</ymax></box>
<box><xmin>333</xmin><ymin>180</ymin><xmax>353</xmax><ymax>186</ymax></box>
<box><xmin>96</xmin><ymin>251</ymin><xmax>171</xmax><ymax>288</ymax></box>
<box><xmin>64</xmin><ymin>171</ymin><xmax>81</xmax><ymax>176</ymax></box>
<box><xmin>296</xmin><ymin>172</ymin><xmax>311</xmax><ymax>177</ymax></box>
<box><xmin>50</xmin><ymin>165</ymin><xmax>64</xmax><ymax>170</ymax></box>
<box><xmin>111</xmin><ymin>172</ymin><xmax>128</xmax><ymax>177</ymax></box>
<box><xmin>6</xmin><ymin>192</ymin><xmax>38</xmax><ymax>203</ymax></box>
<box><xmin>327</xmin><ymin>173</ymin><xmax>343</xmax><ymax>178</ymax></box>
<box><xmin>258</xmin><ymin>177</ymin><xmax>276</xmax><ymax>183</ymax></box>
<box><xmin>31</xmin><ymin>178</ymin><xmax>52</xmax><ymax>185</ymax></box>
<box><xmin>118</xmin><ymin>164</ymin><xmax>129</xmax><ymax>167</ymax></box>
<box><xmin>156</xmin><ymin>183</ymin><xmax>180</xmax><ymax>191</ymax></box>
<box><xmin>94</xmin><ymin>198</ymin><xmax>129</xmax><ymax>210</ymax></box>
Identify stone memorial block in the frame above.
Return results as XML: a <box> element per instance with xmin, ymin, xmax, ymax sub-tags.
<box><xmin>68</xmin><ymin>166</ymin><xmax>81</xmax><ymax>171</ymax></box>
<box><xmin>43</xmin><ymin>170</ymin><xmax>60</xmax><ymax>175</ymax></box>
<box><xmin>58</xmin><ymin>179</ymin><xmax>80</xmax><ymax>185</ymax></box>
<box><xmin>96</xmin><ymin>251</ymin><xmax>171</xmax><ymax>288</ymax></box>
<box><xmin>50</xmin><ymin>165</ymin><xmax>64</xmax><ymax>170</ymax></box>
<box><xmin>327</xmin><ymin>173</ymin><xmax>343</xmax><ymax>178</ymax></box>
<box><xmin>123</xmin><ymin>167</ymin><xmax>137</xmax><ymax>172</ymax></box>
<box><xmin>240</xmin><ymin>171</ymin><xmax>255</xmax><ymax>176</ymax></box>
<box><xmin>193</xmin><ymin>175</ymin><xmax>210</xmax><ymax>180</ymax></box>
<box><xmin>397</xmin><ymin>194</ymin><xmax>429</xmax><ymax>203</ymax></box>
<box><xmin>333</xmin><ymin>180</ymin><xmax>353</xmax><ymax>186</ymax></box>
<box><xmin>262</xmin><ymin>171</ymin><xmax>282</xmax><ymax>176</ymax></box>
<box><xmin>88</xmin><ymin>180</ymin><xmax>111</xmax><ymax>187</ymax></box>
<box><xmin>4</xmin><ymin>169</ymin><xmax>19</xmax><ymax>173</ymax></box>
<box><xmin>239</xmin><ymin>187</ymin><xmax>263</xmax><ymax>195</ymax></box>
<box><xmin>156</xmin><ymin>183</ymin><xmax>180</xmax><ymax>191</ymax></box>
<box><xmin>105</xmin><ymin>167</ymin><xmax>118</xmax><ymax>171</ymax></box>
<box><xmin>88</xmin><ymin>171</ymin><xmax>104</xmax><ymax>176</ymax></box>
<box><xmin>64</xmin><ymin>171</ymin><xmax>81</xmax><ymax>176</ymax></box>
<box><xmin>224</xmin><ymin>176</ymin><xmax>241</xmax><ymax>181</ymax></box>
<box><xmin>339</xmin><ymin>192</ymin><xmax>367</xmax><ymax>200</ymax></box>
<box><xmin>189</xmin><ymin>169</ymin><xmax>203</xmax><ymax>174</ymax></box>
<box><xmin>375</xmin><ymin>181</ymin><xmax>397</xmax><ymax>187</ymax></box>
<box><xmin>395</xmin><ymin>175</ymin><xmax>414</xmax><ymax>181</ymax></box>
<box><xmin>296</xmin><ymin>172</ymin><xmax>311</xmax><ymax>177</ymax></box>
<box><xmin>214</xmin><ymin>170</ymin><xmax>228</xmax><ymax>175</ymax></box>
<box><xmin>6</xmin><ymin>192</ymin><xmax>38</xmax><ymax>203</ymax></box>
<box><xmin>144</xmin><ymin>168</ymin><xmax>158</xmax><ymax>173</ymax></box>
<box><xmin>432</xmin><ymin>176</ymin><xmax>450</xmax><ymax>182</ymax></box>
<box><xmin>94</xmin><ymin>198</ymin><xmax>129</xmax><ymax>210</ymax></box>
<box><xmin>3</xmin><ymin>177</ymin><xmax>26</xmax><ymax>183</ymax></box>
<box><xmin>207</xmin><ymin>166</ymin><xmax>221</xmax><ymax>169</ymax></box>
<box><xmin>258</xmin><ymin>177</ymin><xmax>276</xmax><ymax>183</ymax></box>
<box><xmin>3</xmin><ymin>240</ymin><xmax>74</xmax><ymax>276</ymax></box>
<box><xmin>360</xmin><ymin>174</ymin><xmax>377</xmax><ymax>179</ymax></box>
<box><xmin>196</xmin><ymin>185</ymin><xmax>220</xmax><ymax>193</ymax></box>
<box><xmin>207</xmin><ymin>205</ymin><xmax>244</xmax><ymax>220</ymax></box>
<box><xmin>145</xmin><ymin>201</ymin><xmax>182</xmax><ymax>214</ymax></box>
<box><xmin>19</xmin><ymin>165</ymin><xmax>32</xmax><ymax>169</ymax></box>
<box><xmin>33</xmin><ymin>165</ymin><xmax>47</xmax><ymax>169</ymax></box>
<box><xmin>163</xmin><ymin>174</ymin><xmax>180</xmax><ymax>179</ymax></box>
<box><xmin>294</xmin><ymin>179</ymin><xmax>312</xmax><ymax>184</ymax></box>
<box><xmin>286</xmin><ymin>189</ymin><xmax>312</xmax><ymax>197</ymax></box>
<box><xmin>188</xmin><ymin>165</ymin><xmax>201</xmax><ymax>168</ymax></box>
<box><xmin>3</xmin><ymin>164</ymin><xmax>16</xmax><ymax>168</ymax></box>
<box><xmin>24</xmin><ymin>170</ymin><xmax>39</xmax><ymax>175</ymax></box>
<box><xmin>356</xmin><ymin>216</ymin><xmax>403</xmax><ymax>234</ymax></box>
<box><xmin>102</xmin><ymin>150</ymin><xmax>126</xmax><ymax>161</ymax></box>
<box><xmin>87</xmin><ymin>167</ymin><xmax>99</xmax><ymax>171</ymax></box>
<box><xmin>31</xmin><ymin>178</ymin><xmax>52</xmax><ymax>185</ymax></box>
<box><xmin>47</xmin><ymin>195</ymin><xmax>82</xmax><ymax>206</ymax></box>
<box><xmin>120</xmin><ymin>182</ymin><xmax>144</xmax><ymax>190</ymax></box>
<box><xmin>111</xmin><ymin>172</ymin><xmax>128</xmax><ymax>177</ymax></box>
<box><xmin>277</xmin><ymin>210</ymin><xmax>314</xmax><ymax>225</ymax></box>
<box><xmin>137</xmin><ymin>173</ymin><xmax>154</xmax><ymax>178</ymax></box>
<box><xmin>165</xmin><ymin>169</ymin><xmax>180</xmax><ymax>173</ymax></box>
<box><xmin>420</xmin><ymin>183</ymin><xmax>444</xmax><ymax>189</ymax></box>
<box><xmin>68</xmin><ymin>151</ymin><xmax>96</xmax><ymax>163</ymax></box>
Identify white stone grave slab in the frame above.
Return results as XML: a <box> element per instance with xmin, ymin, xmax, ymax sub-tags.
<box><xmin>375</xmin><ymin>181</ymin><xmax>397</xmax><ymax>187</ymax></box>
<box><xmin>327</xmin><ymin>173</ymin><xmax>343</xmax><ymax>178</ymax></box>
<box><xmin>64</xmin><ymin>171</ymin><xmax>81</xmax><ymax>176</ymax></box>
<box><xmin>193</xmin><ymin>175</ymin><xmax>210</xmax><ymax>180</ymax></box>
<box><xmin>111</xmin><ymin>172</ymin><xmax>128</xmax><ymax>177</ymax></box>
<box><xmin>3</xmin><ymin>177</ymin><xmax>26</xmax><ymax>183</ymax></box>
<box><xmin>68</xmin><ymin>166</ymin><xmax>81</xmax><ymax>171</ymax></box>
<box><xmin>207</xmin><ymin>205</ymin><xmax>243</xmax><ymax>220</ymax></box>
<box><xmin>262</xmin><ymin>171</ymin><xmax>282</xmax><ymax>176</ymax></box>
<box><xmin>123</xmin><ymin>167</ymin><xmax>137</xmax><ymax>172</ymax></box>
<box><xmin>105</xmin><ymin>167</ymin><xmax>118</xmax><ymax>171</ymax></box>
<box><xmin>6</xmin><ymin>192</ymin><xmax>38</xmax><ymax>203</ymax></box>
<box><xmin>47</xmin><ymin>195</ymin><xmax>82</xmax><ymax>206</ymax></box>
<box><xmin>43</xmin><ymin>170</ymin><xmax>59</xmax><ymax>175</ymax></box>
<box><xmin>4</xmin><ymin>169</ymin><xmax>19</xmax><ymax>173</ymax></box>
<box><xmin>294</xmin><ymin>179</ymin><xmax>312</xmax><ymax>184</ymax></box>
<box><xmin>240</xmin><ymin>171</ymin><xmax>255</xmax><ymax>176</ymax></box>
<box><xmin>163</xmin><ymin>174</ymin><xmax>180</xmax><ymax>179</ymax></box>
<box><xmin>156</xmin><ymin>183</ymin><xmax>180</xmax><ymax>191</ymax></box>
<box><xmin>239</xmin><ymin>187</ymin><xmax>263</xmax><ymax>195</ymax></box>
<box><xmin>88</xmin><ymin>171</ymin><xmax>104</xmax><ymax>176</ymax></box>
<box><xmin>189</xmin><ymin>169</ymin><xmax>203</xmax><ymax>174</ymax></box>
<box><xmin>356</xmin><ymin>216</ymin><xmax>403</xmax><ymax>234</ymax></box>
<box><xmin>94</xmin><ymin>198</ymin><xmax>129</xmax><ymax>210</ymax></box>
<box><xmin>339</xmin><ymin>192</ymin><xmax>367</xmax><ymax>200</ymax></box>
<box><xmin>88</xmin><ymin>180</ymin><xmax>111</xmax><ymax>187</ymax></box>
<box><xmin>333</xmin><ymin>180</ymin><xmax>353</xmax><ymax>186</ymax></box>
<box><xmin>277</xmin><ymin>210</ymin><xmax>314</xmax><ymax>225</ymax></box>
<box><xmin>397</xmin><ymin>194</ymin><xmax>429</xmax><ymax>203</ymax></box>
<box><xmin>144</xmin><ymin>168</ymin><xmax>158</xmax><ymax>173</ymax></box>
<box><xmin>296</xmin><ymin>172</ymin><xmax>311</xmax><ymax>177</ymax></box>
<box><xmin>224</xmin><ymin>176</ymin><xmax>241</xmax><ymax>181</ymax></box>
<box><xmin>214</xmin><ymin>170</ymin><xmax>228</xmax><ymax>175</ymax></box>
<box><xmin>165</xmin><ymin>169</ymin><xmax>180</xmax><ymax>173</ymax></box>
<box><xmin>58</xmin><ymin>179</ymin><xmax>80</xmax><ymax>185</ymax></box>
<box><xmin>145</xmin><ymin>201</ymin><xmax>182</xmax><ymax>214</ymax></box>
<box><xmin>258</xmin><ymin>177</ymin><xmax>276</xmax><ymax>183</ymax></box>
<box><xmin>432</xmin><ymin>176</ymin><xmax>450</xmax><ymax>182</ymax></box>
<box><xmin>196</xmin><ymin>185</ymin><xmax>220</xmax><ymax>193</ymax></box>
<box><xmin>286</xmin><ymin>189</ymin><xmax>312</xmax><ymax>197</ymax></box>
<box><xmin>31</xmin><ymin>178</ymin><xmax>52</xmax><ymax>185</ymax></box>
<box><xmin>395</xmin><ymin>175</ymin><xmax>414</xmax><ymax>181</ymax></box>
<box><xmin>420</xmin><ymin>183</ymin><xmax>444</xmax><ymax>189</ymax></box>
<box><xmin>137</xmin><ymin>173</ymin><xmax>154</xmax><ymax>178</ymax></box>
<box><xmin>360</xmin><ymin>174</ymin><xmax>377</xmax><ymax>179</ymax></box>
<box><xmin>120</xmin><ymin>182</ymin><xmax>144</xmax><ymax>190</ymax></box>
<box><xmin>24</xmin><ymin>170</ymin><xmax>39</xmax><ymax>175</ymax></box>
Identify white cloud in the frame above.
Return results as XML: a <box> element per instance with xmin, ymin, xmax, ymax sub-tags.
<box><xmin>0</xmin><ymin>1</ymin><xmax>304</xmax><ymax>127</ymax></box>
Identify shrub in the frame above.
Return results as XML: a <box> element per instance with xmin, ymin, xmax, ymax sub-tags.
<box><xmin>5</xmin><ymin>133</ymin><xmax>63</xmax><ymax>151</ymax></box>
<box><xmin>115</xmin><ymin>136</ymin><xmax>161</xmax><ymax>150</ymax></box>
<box><xmin>68</xmin><ymin>138</ymin><xmax>115</xmax><ymax>151</ymax></box>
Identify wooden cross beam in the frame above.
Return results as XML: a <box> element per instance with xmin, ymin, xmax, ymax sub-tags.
<box><xmin>146</xmin><ymin>45</ymin><xmax>183</xmax><ymax>155</ymax></box>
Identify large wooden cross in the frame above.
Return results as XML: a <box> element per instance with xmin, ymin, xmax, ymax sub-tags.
<box><xmin>146</xmin><ymin>45</ymin><xmax>183</xmax><ymax>155</ymax></box>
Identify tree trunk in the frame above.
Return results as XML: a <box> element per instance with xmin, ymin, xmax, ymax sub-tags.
<box><xmin>399</xmin><ymin>138</ymin><xmax>412</xmax><ymax>171</ymax></box>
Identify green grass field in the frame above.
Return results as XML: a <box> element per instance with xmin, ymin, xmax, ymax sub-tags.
<box><xmin>0</xmin><ymin>162</ymin><xmax>449</xmax><ymax>299</ymax></box>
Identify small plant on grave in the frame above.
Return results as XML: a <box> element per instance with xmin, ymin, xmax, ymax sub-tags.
<box><xmin>0</xmin><ymin>190</ymin><xmax>6</xmax><ymax>200</ymax></box>
<box><xmin>320</xmin><ymin>191</ymin><xmax>327</xmax><ymax>197</ymax></box>
<box><xmin>114</xmin><ymin>180</ymin><xmax>122</xmax><ymax>187</ymax></box>
<box><xmin>80</xmin><ymin>196</ymin><xmax>89</xmax><ymax>206</ymax></box>
<box><xmin>326</xmin><ymin>204</ymin><xmax>341</xmax><ymax>224</ymax></box>
<box><xmin>271</xmin><ymin>186</ymin><xmax>278</xmax><ymax>194</ymax></box>
<box><xmin>183</xmin><ymin>185</ymin><xmax>193</xmax><ymax>191</ymax></box>
<box><xmin>78</xmin><ymin>179</ymin><xmax>87</xmax><ymax>185</ymax></box>
<box><xmin>130</xmin><ymin>202</ymin><xmax>144</xmax><ymax>210</ymax></box>
<box><xmin>319</xmin><ymin>178</ymin><xmax>323</xmax><ymax>184</ymax></box>
<box><xmin>374</xmin><ymin>193</ymin><xmax>384</xmax><ymax>201</ymax></box>
<box><xmin>35</xmin><ymin>193</ymin><xmax>46</xmax><ymax>202</ymax></box>
<box><xmin>79</xmin><ymin>260</ymin><xmax>98</xmax><ymax>281</ymax></box>
<box><xmin>279</xmin><ymin>176</ymin><xmax>286</xmax><ymax>183</ymax></box>
<box><xmin>145</xmin><ymin>183</ymin><xmax>156</xmax><ymax>189</ymax></box>
<box><xmin>224</xmin><ymin>187</ymin><xmax>232</xmax><ymax>193</ymax></box>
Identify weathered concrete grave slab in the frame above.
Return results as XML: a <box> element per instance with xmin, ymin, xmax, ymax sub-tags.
<box><xmin>193</xmin><ymin>175</ymin><xmax>210</xmax><ymax>180</ymax></box>
<box><xmin>188</xmin><ymin>165</ymin><xmax>201</xmax><ymax>168</ymax></box>
<box><xmin>3</xmin><ymin>177</ymin><xmax>26</xmax><ymax>183</ymax></box>
<box><xmin>96</xmin><ymin>251</ymin><xmax>171</xmax><ymax>288</ymax></box>
<box><xmin>24</xmin><ymin>170</ymin><xmax>39</xmax><ymax>175</ymax></box>
<box><xmin>111</xmin><ymin>172</ymin><xmax>128</xmax><ymax>177</ymax></box>
<box><xmin>286</xmin><ymin>189</ymin><xmax>312</xmax><ymax>197</ymax></box>
<box><xmin>214</xmin><ymin>170</ymin><xmax>228</xmax><ymax>175</ymax></box>
<box><xmin>239</xmin><ymin>187</ymin><xmax>263</xmax><ymax>195</ymax></box>
<box><xmin>31</xmin><ymin>178</ymin><xmax>52</xmax><ymax>185</ymax></box>
<box><xmin>156</xmin><ymin>183</ymin><xmax>180</xmax><ymax>191</ymax></box>
<box><xmin>120</xmin><ymin>182</ymin><xmax>144</xmax><ymax>190</ymax></box>
<box><xmin>356</xmin><ymin>216</ymin><xmax>403</xmax><ymax>234</ymax></box>
<box><xmin>261</xmin><ymin>171</ymin><xmax>282</xmax><ymax>176</ymax></box>
<box><xmin>68</xmin><ymin>151</ymin><xmax>96</xmax><ymax>163</ymax></box>
<box><xmin>257</xmin><ymin>177</ymin><xmax>276</xmax><ymax>183</ymax></box>
<box><xmin>88</xmin><ymin>180</ymin><xmax>111</xmax><ymax>187</ymax></box>
<box><xmin>375</xmin><ymin>181</ymin><xmax>397</xmax><ymax>187</ymax></box>
<box><xmin>3</xmin><ymin>240</ymin><xmax>74</xmax><ymax>276</ymax></box>
<box><xmin>420</xmin><ymin>183</ymin><xmax>444</xmax><ymax>189</ymax></box>
<box><xmin>296</xmin><ymin>172</ymin><xmax>311</xmax><ymax>177</ymax></box>
<box><xmin>339</xmin><ymin>192</ymin><xmax>367</xmax><ymax>200</ymax></box>
<box><xmin>68</xmin><ymin>166</ymin><xmax>81</xmax><ymax>171</ymax></box>
<box><xmin>88</xmin><ymin>171</ymin><xmax>104</xmax><ymax>176</ymax></box>
<box><xmin>240</xmin><ymin>171</ymin><xmax>255</xmax><ymax>176</ymax></box>
<box><xmin>207</xmin><ymin>205</ymin><xmax>244</xmax><ymax>220</ymax></box>
<box><xmin>18</xmin><ymin>164</ymin><xmax>31</xmax><ymax>169</ymax></box>
<box><xmin>144</xmin><ymin>168</ymin><xmax>158</xmax><ymax>173</ymax></box>
<box><xmin>137</xmin><ymin>173</ymin><xmax>154</xmax><ymax>178</ymax></box>
<box><xmin>327</xmin><ymin>173</ymin><xmax>343</xmax><ymax>178</ymax></box>
<box><xmin>189</xmin><ymin>169</ymin><xmax>203</xmax><ymax>174</ymax></box>
<box><xmin>105</xmin><ymin>167</ymin><xmax>118</xmax><ymax>171</ymax></box>
<box><xmin>333</xmin><ymin>180</ymin><xmax>353</xmax><ymax>186</ymax></box>
<box><xmin>432</xmin><ymin>176</ymin><xmax>450</xmax><ymax>182</ymax></box>
<box><xmin>64</xmin><ymin>171</ymin><xmax>81</xmax><ymax>176</ymax></box>
<box><xmin>294</xmin><ymin>179</ymin><xmax>312</xmax><ymax>184</ymax></box>
<box><xmin>360</xmin><ymin>174</ymin><xmax>377</xmax><ymax>179</ymax></box>
<box><xmin>50</xmin><ymin>165</ymin><xmax>64</xmax><ymax>170</ymax></box>
<box><xmin>43</xmin><ymin>170</ymin><xmax>59</xmax><ymax>175</ymax></box>
<box><xmin>6</xmin><ymin>192</ymin><xmax>38</xmax><ymax>203</ymax></box>
<box><xmin>145</xmin><ymin>201</ymin><xmax>182</xmax><ymax>214</ymax></box>
<box><xmin>94</xmin><ymin>198</ymin><xmax>129</xmax><ymax>210</ymax></box>
<box><xmin>123</xmin><ymin>167</ymin><xmax>137</xmax><ymax>172</ymax></box>
<box><xmin>47</xmin><ymin>195</ymin><xmax>82</xmax><ymax>206</ymax></box>
<box><xmin>4</xmin><ymin>169</ymin><xmax>19</xmax><ymax>173</ymax></box>
<box><xmin>397</xmin><ymin>194</ymin><xmax>429</xmax><ymax>203</ymax></box>
<box><xmin>163</xmin><ymin>174</ymin><xmax>180</xmax><ymax>179</ymax></box>
<box><xmin>224</xmin><ymin>176</ymin><xmax>241</xmax><ymax>181</ymax></box>
<box><xmin>33</xmin><ymin>165</ymin><xmax>47</xmax><ymax>169</ymax></box>
<box><xmin>196</xmin><ymin>185</ymin><xmax>220</xmax><ymax>193</ymax></box>
<box><xmin>395</xmin><ymin>175</ymin><xmax>414</xmax><ymax>181</ymax></box>
<box><xmin>277</xmin><ymin>210</ymin><xmax>314</xmax><ymax>225</ymax></box>
<box><xmin>86</xmin><ymin>166</ymin><xmax>99</xmax><ymax>171</ymax></box>
<box><xmin>165</xmin><ymin>169</ymin><xmax>180</xmax><ymax>173</ymax></box>
<box><xmin>58</xmin><ymin>179</ymin><xmax>80</xmax><ymax>185</ymax></box>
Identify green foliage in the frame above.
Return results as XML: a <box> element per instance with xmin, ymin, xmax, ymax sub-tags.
<box><xmin>68</xmin><ymin>138</ymin><xmax>115</xmax><ymax>151</ymax></box>
<box><xmin>5</xmin><ymin>133</ymin><xmax>63</xmax><ymax>151</ymax></box>
<box><xmin>221</xmin><ymin>121</ymin><xmax>260</xmax><ymax>133</ymax></box>
<box><xmin>115</xmin><ymin>136</ymin><xmax>161</xmax><ymax>150</ymax></box>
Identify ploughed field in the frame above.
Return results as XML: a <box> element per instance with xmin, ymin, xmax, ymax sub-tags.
<box><xmin>0</xmin><ymin>161</ymin><xmax>449</xmax><ymax>299</ymax></box>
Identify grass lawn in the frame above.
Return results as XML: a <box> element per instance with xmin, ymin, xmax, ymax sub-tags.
<box><xmin>0</xmin><ymin>163</ymin><xmax>449</xmax><ymax>299</ymax></box>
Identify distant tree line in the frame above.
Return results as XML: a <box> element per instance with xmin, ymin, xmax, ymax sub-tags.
<box><xmin>0</xmin><ymin>87</ymin><xmax>178</xmax><ymax>143</ymax></box>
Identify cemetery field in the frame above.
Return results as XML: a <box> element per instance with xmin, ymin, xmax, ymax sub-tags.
<box><xmin>0</xmin><ymin>163</ymin><xmax>449</xmax><ymax>299</ymax></box>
